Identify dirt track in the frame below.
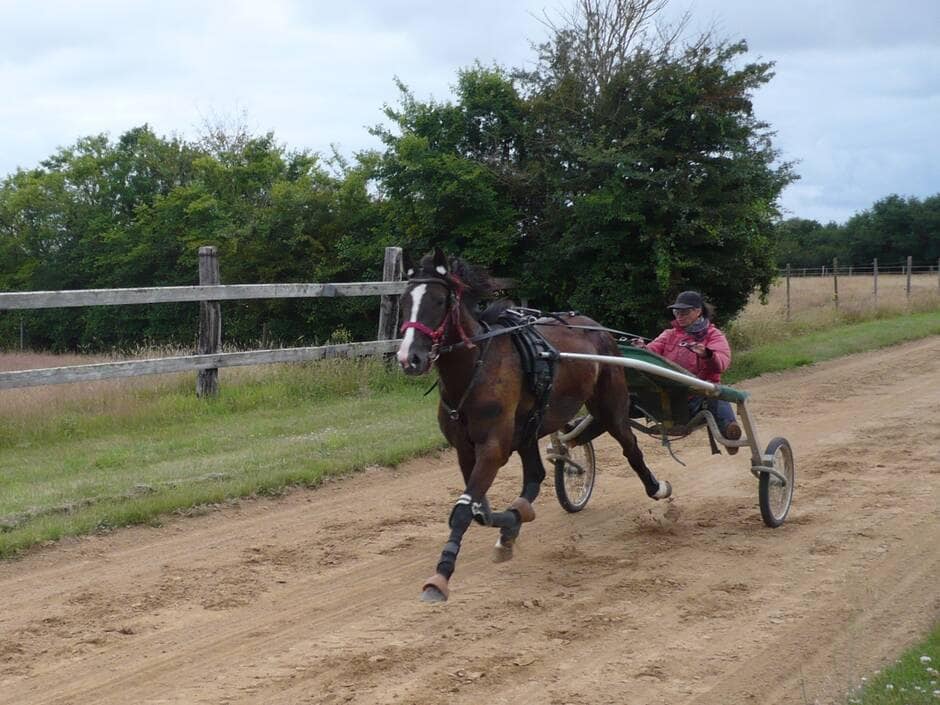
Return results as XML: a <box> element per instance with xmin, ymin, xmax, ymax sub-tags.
<box><xmin>1</xmin><ymin>338</ymin><xmax>939</xmax><ymax>705</ymax></box>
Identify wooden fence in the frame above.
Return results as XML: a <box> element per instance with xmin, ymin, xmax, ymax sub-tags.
<box><xmin>0</xmin><ymin>246</ymin><xmax>416</xmax><ymax>395</ymax></box>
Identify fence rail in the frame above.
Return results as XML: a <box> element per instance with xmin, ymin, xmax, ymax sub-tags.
<box><xmin>0</xmin><ymin>282</ymin><xmax>407</xmax><ymax>310</ymax></box>
<box><xmin>0</xmin><ymin>341</ymin><xmax>400</xmax><ymax>391</ymax></box>
<box><xmin>778</xmin><ymin>258</ymin><xmax>940</xmax><ymax>278</ymax></box>
<box><xmin>5</xmin><ymin>249</ymin><xmax>932</xmax><ymax>392</ymax></box>
<box><xmin>0</xmin><ymin>247</ymin><xmax>428</xmax><ymax>394</ymax></box>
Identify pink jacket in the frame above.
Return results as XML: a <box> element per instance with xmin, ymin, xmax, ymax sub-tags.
<box><xmin>646</xmin><ymin>319</ymin><xmax>731</xmax><ymax>384</ymax></box>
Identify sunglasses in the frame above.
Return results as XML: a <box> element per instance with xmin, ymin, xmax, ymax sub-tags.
<box><xmin>672</xmin><ymin>307</ymin><xmax>700</xmax><ymax>317</ymax></box>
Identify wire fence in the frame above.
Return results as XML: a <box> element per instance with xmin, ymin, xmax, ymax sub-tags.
<box><xmin>776</xmin><ymin>256</ymin><xmax>940</xmax><ymax>321</ymax></box>
<box><xmin>778</xmin><ymin>258</ymin><xmax>939</xmax><ymax>277</ymax></box>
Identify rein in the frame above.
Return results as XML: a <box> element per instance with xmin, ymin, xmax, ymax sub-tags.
<box><xmin>435</xmin><ymin>312</ymin><xmax>651</xmax><ymax>355</ymax></box>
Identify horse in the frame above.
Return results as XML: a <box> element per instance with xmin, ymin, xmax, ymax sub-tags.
<box><xmin>396</xmin><ymin>249</ymin><xmax>671</xmax><ymax>602</ymax></box>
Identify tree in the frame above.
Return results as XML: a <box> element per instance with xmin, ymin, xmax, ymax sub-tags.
<box><xmin>773</xmin><ymin>218</ymin><xmax>846</xmax><ymax>268</ymax></box>
<box><xmin>372</xmin><ymin>69</ymin><xmax>527</xmax><ymax>272</ymax></box>
<box><xmin>844</xmin><ymin>194</ymin><xmax>940</xmax><ymax>267</ymax></box>
<box><xmin>516</xmin><ymin>0</ymin><xmax>795</xmax><ymax>330</ymax></box>
<box><xmin>0</xmin><ymin>126</ymin><xmax>386</xmax><ymax>350</ymax></box>
<box><xmin>0</xmin><ymin>128</ymin><xmax>201</xmax><ymax>349</ymax></box>
<box><xmin>374</xmin><ymin>0</ymin><xmax>795</xmax><ymax>332</ymax></box>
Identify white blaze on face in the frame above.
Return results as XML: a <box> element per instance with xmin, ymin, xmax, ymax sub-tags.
<box><xmin>396</xmin><ymin>283</ymin><xmax>428</xmax><ymax>366</ymax></box>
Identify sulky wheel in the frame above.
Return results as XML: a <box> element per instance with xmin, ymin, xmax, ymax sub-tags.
<box><xmin>553</xmin><ymin>440</ymin><xmax>596</xmax><ymax>513</ymax></box>
<box><xmin>759</xmin><ymin>437</ymin><xmax>795</xmax><ymax>528</ymax></box>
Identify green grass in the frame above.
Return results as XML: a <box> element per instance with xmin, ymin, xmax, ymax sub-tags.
<box><xmin>725</xmin><ymin>309</ymin><xmax>940</xmax><ymax>384</ymax></box>
<box><xmin>0</xmin><ymin>358</ymin><xmax>445</xmax><ymax>557</ymax></box>
<box><xmin>846</xmin><ymin>623</ymin><xmax>940</xmax><ymax>704</ymax></box>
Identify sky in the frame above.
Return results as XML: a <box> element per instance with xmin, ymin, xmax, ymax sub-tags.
<box><xmin>2</xmin><ymin>0</ymin><xmax>938</xmax><ymax>224</ymax></box>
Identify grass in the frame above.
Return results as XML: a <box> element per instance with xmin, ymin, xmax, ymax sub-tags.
<box><xmin>0</xmin><ymin>358</ymin><xmax>445</xmax><ymax>557</ymax></box>
<box><xmin>845</xmin><ymin>623</ymin><xmax>940</xmax><ymax>704</ymax></box>
<box><xmin>725</xmin><ymin>309</ymin><xmax>940</xmax><ymax>384</ymax></box>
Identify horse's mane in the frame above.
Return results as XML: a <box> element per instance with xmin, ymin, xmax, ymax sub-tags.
<box><xmin>479</xmin><ymin>299</ymin><xmax>514</xmax><ymax>325</ymax></box>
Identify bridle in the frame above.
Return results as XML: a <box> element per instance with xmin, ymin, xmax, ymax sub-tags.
<box><xmin>400</xmin><ymin>273</ymin><xmax>476</xmax><ymax>359</ymax></box>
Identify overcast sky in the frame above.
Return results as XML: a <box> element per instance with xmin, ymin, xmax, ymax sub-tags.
<box><xmin>2</xmin><ymin>0</ymin><xmax>938</xmax><ymax>224</ymax></box>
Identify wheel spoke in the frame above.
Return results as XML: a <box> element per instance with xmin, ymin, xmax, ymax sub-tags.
<box><xmin>551</xmin><ymin>439</ymin><xmax>596</xmax><ymax>513</ymax></box>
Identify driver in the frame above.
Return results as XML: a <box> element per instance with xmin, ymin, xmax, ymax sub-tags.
<box><xmin>634</xmin><ymin>291</ymin><xmax>742</xmax><ymax>454</ymax></box>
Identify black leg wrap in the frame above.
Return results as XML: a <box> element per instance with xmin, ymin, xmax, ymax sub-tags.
<box><xmin>436</xmin><ymin>554</ymin><xmax>456</xmax><ymax>580</ymax></box>
<box><xmin>448</xmin><ymin>497</ymin><xmax>474</xmax><ymax>529</ymax></box>
<box><xmin>500</xmin><ymin>518</ymin><xmax>521</xmax><ymax>543</ymax></box>
<box><xmin>522</xmin><ymin>481</ymin><xmax>542</xmax><ymax>503</ymax></box>
<box><xmin>436</xmin><ymin>540</ymin><xmax>461</xmax><ymax>579</ymax></box>
<box><xmin>439</xmin><ymin>502</ymin><xmax>474</xmax><ymax>580</ymax></box>
<box><xmin>488</xmin><ymin>509</ymin><xmax>521</xmax><ymax>530</ymax></box>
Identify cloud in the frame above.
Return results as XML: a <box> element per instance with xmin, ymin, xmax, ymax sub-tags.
<box><xmin>1</xmin><ymin>0</ymin><xmax>937</xmax><ymax>224</ymax></box>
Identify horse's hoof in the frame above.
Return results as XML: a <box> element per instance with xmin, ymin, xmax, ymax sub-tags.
<box><xmin>653</xmin><ymin>480</ymin><xmax>672</xmax><ymax>500</ymax></box>
<box><xmin>420</xmin><ymin>586</ymin><xmax>448</xmax><ymax>603</ymax></box>
<box><xmin>493</xmin><ymin>537</ymin><xmax>515</xmax><ymax>563</ymax></box>
<box><xmin>420</xmin><ymin>573</ymin><xmax>450</xmax><ymax>603</ymax></box>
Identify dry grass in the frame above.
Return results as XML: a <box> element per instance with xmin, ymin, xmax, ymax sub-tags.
<box><xmin>0</xmin><ymin>349</ymin><xmax>188</xmax><ymax>422</ymax></box>
<box><xmin>0</xmin><ymin>347</ymin><xmax>313</xmax><ymax>428</ymax></box>
<box><xmin>730</xmin><ymin>273</ymin><xmax>940</xmax><ymax>350</ymax></box>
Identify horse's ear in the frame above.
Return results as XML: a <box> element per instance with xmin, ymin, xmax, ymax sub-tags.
<box><xmin>402</xmin><ymin>251</ymin><xmax>416</xmax><ymax>279</ymax></box>
<box><xmin>432</xmin><ymin>247</ymin><xmax>449</xmax><ymax>277</ymax></box>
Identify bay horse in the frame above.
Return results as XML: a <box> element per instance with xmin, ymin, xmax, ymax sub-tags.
<box><xmin>397</xmin><ymin>249</ymin><xmax>671</xmax><ymax>602</ymax></box>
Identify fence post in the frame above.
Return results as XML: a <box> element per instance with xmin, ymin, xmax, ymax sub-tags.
<box><xmin>906</xmin><ymin>255</ymin><xmax>913</xmax><ymax>300</ymax></box>
<box><xmin>873</xmin><ymin>258</ymin><xmax>878</xmax><ymax>307</ymax></box>
<box><xmin>377</xmin><ymin>247</ymin><xmax>403</xmax><ymax>342</ymax></box>
<box><xmin>937</xmin><ymin>257</ymin><xmax>939</xmax><ymax>291</ymax></box>
<box><xmin>785</xmin><ymin>264</ymin><xmax>791</xmax><ymax>322</ymax></box>
<box><xmin>19</xmin><ymin>316</ymin><xmax>24</xmax><ymax>350</ymax></box>
<box><xmin>832</xmin><ymin>257</ymin><xmax>839</xmax><ymax>310</ymax></box>
<box><xmin>196</xmin><ymin>246</ymin><xmax>221</xmax><ymax>398</ymax></box>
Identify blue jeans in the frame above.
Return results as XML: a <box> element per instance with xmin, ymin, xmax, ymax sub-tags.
<box><xmin>688</xmin><ymin>396</ymin><xmax>736</xmax><ymax>435</ymax></box>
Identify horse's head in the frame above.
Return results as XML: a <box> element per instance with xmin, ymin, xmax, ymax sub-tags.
<box><xmin>397</xmin><ymin>248</ymin><xmax>495</xmax><ymax>374</ymax></box>
<box><xmin>396</xmin><ymin>248</ymin><xmax>459</xmax><ymax>375</ymax></box>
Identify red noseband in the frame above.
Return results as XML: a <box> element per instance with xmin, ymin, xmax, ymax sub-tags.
<box><xmin>400</xmin><ymin>319</ymin><xmax>447</xmax><ymax>344</ymax></box>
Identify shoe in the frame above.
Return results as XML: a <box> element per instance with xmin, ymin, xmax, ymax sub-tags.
<box><xmin>723</xmin><ymin>421</ymin><xmax>742</xmax><ymax>455</ymax></box>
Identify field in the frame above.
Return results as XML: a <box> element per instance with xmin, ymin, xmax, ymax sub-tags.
<box><xmin>1</xmin><ymin>281</ymin><xmax>939</xmax><ymax>704</ymax></box>
<box><xmin>730</xmin><ymin>273</ymin><xmax>940</xmax><ymax>347</ymax></box>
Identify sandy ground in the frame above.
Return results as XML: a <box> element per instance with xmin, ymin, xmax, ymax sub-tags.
<box><xmin>1</xmin><ymin>338</ymin><xmax>938</xmax><ymax>705</ymax></box>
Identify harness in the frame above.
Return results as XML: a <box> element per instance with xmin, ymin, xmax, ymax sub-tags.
<box><xmin>497</xmin><ymin>308</ymin><xmax>560</xmax><ymax>442</ymax></box>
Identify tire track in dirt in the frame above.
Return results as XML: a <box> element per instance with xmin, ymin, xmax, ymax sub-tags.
<box><xmin>1</xmin><ymin>337</ymin><xmax>938</xmax><ymax>705</ymax></box>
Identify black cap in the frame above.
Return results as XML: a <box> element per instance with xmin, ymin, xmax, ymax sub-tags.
<box><xmin>667</xmin><ymin>290</ymin><xmax>704</xmax><ymax>310</ymax></box>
